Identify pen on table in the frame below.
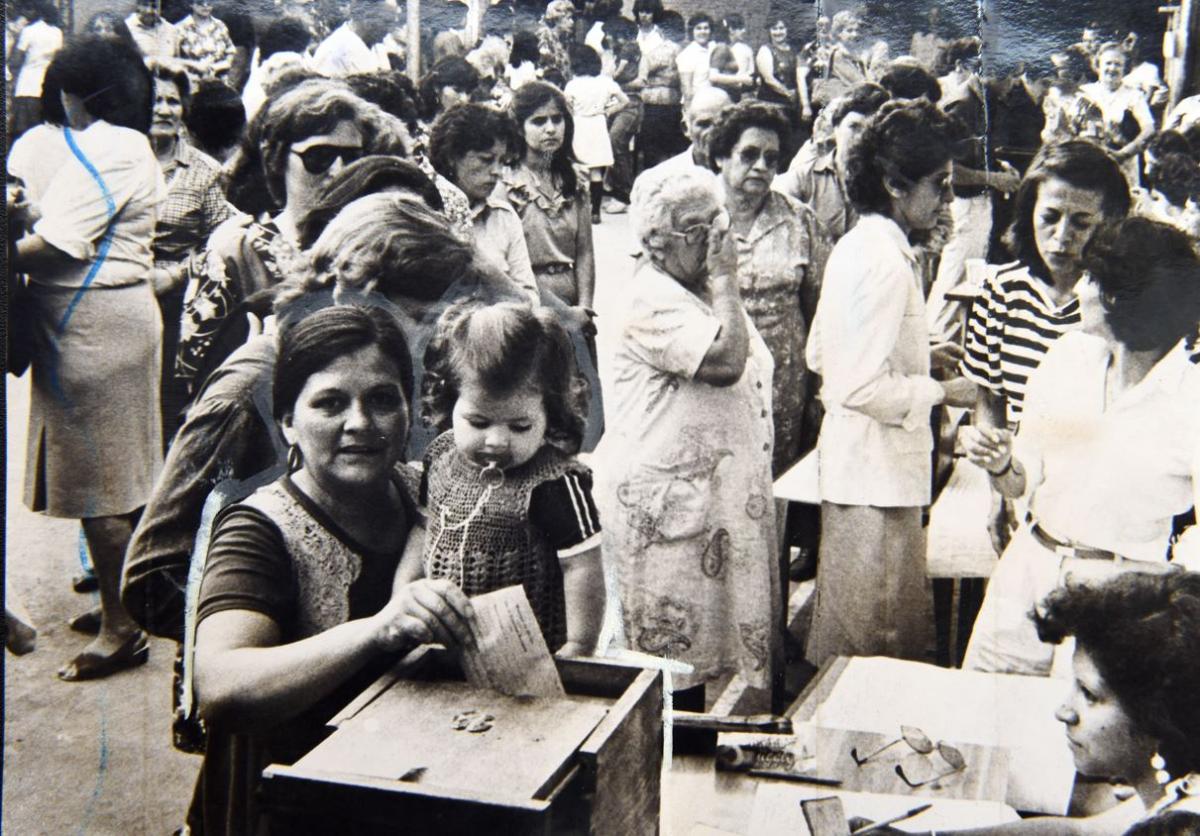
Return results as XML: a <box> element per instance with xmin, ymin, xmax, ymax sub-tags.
<box><xmin>748</xmin><ymin>769</ymin><xmax>843</xmax><ymax>786</ymax></box>
<box><xmin>851</xmin><ymin>803</ymin><xmax>934</xmax><ymax>834</ymax></box>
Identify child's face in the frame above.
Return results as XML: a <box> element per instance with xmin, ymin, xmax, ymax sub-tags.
<box><xmin>452</xmin><ymin>374</ymin><xmax>548</xmax><ymax>471</ymax></box>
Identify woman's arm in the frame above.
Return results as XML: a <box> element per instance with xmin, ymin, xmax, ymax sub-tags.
<box><xmin>756</xmin><ymin>47</ymin><xmax>788</xmax><ymax>97</ymax></box>
<box><xmin>694</xmin><ymin>271</ymin><xmax>749</xmax><ymax>385</ymax></box>
<box><xmin>393</xmin><ymin>523</ymin><xmax>427</xmax><ymax>589</ymax></box>
<box><xmin>1115</xmin><ymin>96</ymin><xmax>1156</xmax><ymax>160</ymax></box>
<box><xmin>573</xmin><ymin>189</ymin><xmax>596</xmax><ymax>309</ymax></box>
<box><xmin>796</xmin><ymin>62</ymin><xmax>813</xmax><ymax>117</ymax></box>
<box><xmin>195</xmin><ymin>578</ymin><xmax>477</xmax><ymax>733</ymax></box>
<box><xmin>15</xmin><ymin>233</ymin><xmax>80</xmax><ymax>274</ymax></box>
<box><xmin>559</xmin><ymin>544</ymin><xmax>604</xmax><ymax>657</ymax></box>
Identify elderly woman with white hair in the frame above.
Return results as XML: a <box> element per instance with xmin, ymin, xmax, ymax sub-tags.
<box><xmin>594</xmin><ymin>165</ymin><xmax>780</xmax><ymax>707</ymax></box>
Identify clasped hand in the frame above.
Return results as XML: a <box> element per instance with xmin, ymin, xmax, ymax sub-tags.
<box><xmin>960</xmin><ymin>425</ymin><xmax>1014</xmax><ymax>475</ymax></box>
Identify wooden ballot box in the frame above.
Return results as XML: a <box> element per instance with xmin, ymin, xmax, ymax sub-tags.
<box><xmin>261</xmin><ymin>651</ymin><xmax>664</xmax><ymax>835</ymax></box>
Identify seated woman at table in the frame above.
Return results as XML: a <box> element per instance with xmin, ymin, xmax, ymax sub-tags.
<box><xmin>192</xmin><ymin>304</ymin><xmax>480</xmax><ymax>835</ymax></box>
<box><xmin>961</xmin><ymin>217</ymin><xmax>1200</xmax><ymax>676</ymax></box>
<box><xmin>953</xmin><ymin>571</ymin><xmax>1200</xmax><ymax>834</ymax></box>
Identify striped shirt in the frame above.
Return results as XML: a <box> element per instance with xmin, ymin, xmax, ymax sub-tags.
<box><xmin>961</xmin><ymin>265</ymin><xmax>1081</xmax><ymax>425</ymax></box>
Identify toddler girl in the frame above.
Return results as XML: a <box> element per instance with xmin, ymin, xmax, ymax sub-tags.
<box><xmin>563</xmin><ymin>44</ymin><xmax>628</xmax><ymax>223</ymax></box>
<box><xmin>407</xmin><ymin>301</ymin><xmax>604</xmax><ymax>656</ymax></box>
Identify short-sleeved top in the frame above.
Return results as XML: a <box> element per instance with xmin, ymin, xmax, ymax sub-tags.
<box><xmin>470</xmin><ymin>193</ymin><xmax>539</xmax><ymax>301</ymax></box>
<box><xmin>419</xmin><ymin>431</ymin><xmax>601</xmax><ymax>651</ymax></box>
<box><xmin>675</xmin><ymin>41</ymin><xmax>711</xmax><ymax>93</ymax></box>
<box><xmin>7</xmin><ymin>123</ymin><xmax>69</xmax><ymax>203</ymax></box>
<box><xmin>126</xmin><ymin>14</ymin><xmax>180</xmax><ymax>61</ymax></box>
<box><xmin>1015</xmin><ymin>331</ymin><xmax>1200</xmax><ymax>561</ymax></box>
<box><xmin>960</xmin><ymin>264</ymin><xmax>1081</xmax><ymax>426</ymax></box>
<box><xmin>13</xmin><ymin>19</ymin><xmax>62</xmax><ymax>97</ymax></box>
<box><xmin>1080</xmin><ymin>81</ymin><xmax>1154</xmax><ymax>147</ymax></box>
<box><xmin>32</xmin><ymin>121</ymin><xmax>166</xmax><ymax>289</ymax></box>
<box><xmin>154</xmin><ymin>140</ymin><xmax>233</xmax><ymax>264</ymax></box>
<box><xmin>312</xmin><ymin>22</ymin><xmax>387</xmax><ymax>77</ymax></box>
<box><xmin>502</xmin><ymin>165</ymin><xmax>589</xmax><ymax>275</ymax></box>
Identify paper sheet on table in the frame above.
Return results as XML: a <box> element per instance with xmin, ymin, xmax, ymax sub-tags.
<box><xmin>461</xmin><ymin>585</ymin><xmax>565</xmax><ymax>698</ymax></box>
<box><xmin>748</xmin><ymin>782</ymin><xmax>1020</xmax><ymax>834</ymax></box>
<box><xmin>811</xmin><ymin>657</ymin><xmax>1075</xmax><ymax>814</ymax></box>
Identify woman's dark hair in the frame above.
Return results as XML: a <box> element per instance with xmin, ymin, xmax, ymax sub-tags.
<box><xmin>153</xmin><ymin>64</ymin><xmax>192</xmax><ymax>110</ymax></box>
<box><xmin>659</xmin><ymin>11</ymin><xmax>685</xmax><ymax>42</ymax></box>
<box><xmin>1005</xmin><ymin>141</ymin><xmax>1131</xmax><ymax>280</ymax></box>
<box><xmin>509</xmin><ymin>28</ymin><xmax>540</xmax><ymax>66</ymax></box>
<box><xmin>418</xmin><ymin>56</ymin><xmax>480</xmax><ymax>120</ymax></box>
<box><xmin>1124</xmin><ymin>811</ymin><xmax>1200</xmax><ymax>836</ymax></box>
<box><xmin>829</xmin><ymin>81</ymin><xmax>890</xmax><ymax>126</ymax></box>
<box><xmin>212</xmin><ymin>2</ymin><xmax>256</xmax><ymax>48</ymax></box>
<box><xmin>631</xmin><ymin>0</ymin><xmax>663</xmax><ymax>24</ymax></box>
<box><xmin>605</xmin><ymin>16</ymin><xmax>637</xmax><ymax>44</ymax></box>
<box><xmin>429</xmin><ymin>103</ymin><xmax>519</xmax><ymax>183</ymax></box>
<box><xmin>1079</xmin><ymin>217</ymin><xmax>1200</xmax><ymax>352</ymax></box>
<box><xmin>706</xmin><ymin>99</ymin><xmax>791</xmax><ymax>171</ymax></box>
<box><xmin>297</xmin><ymin>156</ymin><xmax>443</xmax><ymax>248</ymax></box>
<box><xmin>511</xmin><ymin>81</ymin><xmax>578</xmax><ymax>198</ymax></box>
<box><xmin>52</xmin><ymin>36</ymin><xmax>154</xmax><ymax>133</ymax></box>
<box><xmin>274</xmin><ymin>304</ymin><xmax>414</xmax><ymax>420</ymax></box>
<box><xmin>723</xmin><ymin>13</ymin><xmax>744</xmax><ymax>30</ymax></box>
<box><xmin>18</xmin><ymin>0</ymin><xmax>58</xmax><ymax>25</ymax></box>
<box><xmin>1148</xmin><ymin>152</ymin><xmax>1200</xmax><ymax>207</ymax></box>
<box><xmin>38</xmin><ymin>59</ymin><xmax>65</xmax><ymax>126</ymax></box>
<box><xmin>1034</xmin><ymin>571</ymin><xmax>1200</xmax><ymax>779</ymax></box>
<box><xmin>1148</xmin><ymin>130</ymin><xmax>1193</xmax><ymax>161</ymax></box>
<box><xmin>570</xmin><ymin>43</ymin><xmax>602</xmax><ymax>78</ymax></box>
<box><xmin>421</xmin><ymin>301</ymin><xmax>589</xmax><ymax>453</ymax></box>
<box><xmin>878</xmin><ymin>62</ymin><xmax>941</xmax><ymax>102</ymax></box>
<box><xmin>185</xmin><ymin>81</ymin><xmax>247</xmax><ymax>157</ymax></box>
<box><xmin>845</xmin><ymin>98</ymin><xmax>954</xmax><ymax>215</ymax></box>
<box><xmin>259</xmin><ymin>17</ymin><xmax>313</xmax><ymax>60</ymax></box>
<box><xmin>347</xmin><ymin>71</ymin><xmax>421</xmax><ymax>129</ymax></box>
<box><xmin>687</xmin><ymin>12</ymin><xmax>713</xmax><ymax>37</ymax></box>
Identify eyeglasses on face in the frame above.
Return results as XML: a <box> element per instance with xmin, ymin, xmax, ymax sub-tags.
<box><xmin>735</xmin><ymin>146</ymin><xmax>781</xmax><ymax>169</ymax></box>
<box><xmin>291</xmin><ymin>144</ymin><xmax>363</xmax><ymax>174</ymax></box>
<box><xmin>850</xmin><ymin>725</ymin><xmax>967</xmax><ymax>787</ymax></box>
<box><xmin>663</xmin><ymin>223</ymin><xmax>709</xmax><ymax>246</ymax></box>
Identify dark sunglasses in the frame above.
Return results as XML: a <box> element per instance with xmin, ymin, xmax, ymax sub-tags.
<box><xmin>291</xmin><ymin>144</ymin><xmax>363</xmax><ymax>174</ymax></box>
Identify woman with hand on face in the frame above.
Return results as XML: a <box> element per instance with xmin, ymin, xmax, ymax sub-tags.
<box><xmin>960</xmin><ymin>142</ymin><xmax>1131</xmax><ymax>556</ymax></box>
<box><xmin>192</xmin><ymin>304</ymin><xmax>479</xmax><ymax>835</ymax></box>
<box><xmin>147</xmin><ymin>65</ymin><xmax>233</xmax><ymax>446</ymax></box>
<box><xmin>597</xmin><ymin>164</ymin><xmax>780</xmax><ymax>707</ymax></box>
<box><xmin>503</xmin><ymin>82</ymin><xmax>596</xmax><ymax>335</ymax></box>
<box><xmin>961</xmin><ymin>218</ymin><xmax>1200</xmax><ymax>676</ymax></box>
<box><xmin>805</xmin><ymin>99</ymin><xmax>972</xmax><ymax>668</ymax></box>
<box><xmin>708</xmin><ymin>100</ymin><xmax>813</xmax><ymax>475</ymax></box>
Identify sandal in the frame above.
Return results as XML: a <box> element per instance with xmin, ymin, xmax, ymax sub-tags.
<box><xmin>72</xmin><ymin>571</ymin><xmax>98</xmax><ymax>594</ymax></box>
<box><xmin>68</xmin><ymin>607</ymin><xmax>102</xmax><ymax>635</ymax></box>
<box><xmin>58</xmin><ymin>631</ymin><xmax>149</xmax><ymax>682</ymax></box>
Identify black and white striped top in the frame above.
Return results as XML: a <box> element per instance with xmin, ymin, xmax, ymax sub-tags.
<box><xmin>961</xmin><ymin>265</ymin><xmax>1081</xmax><ymax>426</ymax></box>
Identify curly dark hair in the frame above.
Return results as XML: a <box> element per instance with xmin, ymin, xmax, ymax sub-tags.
<box><xmin>705</xmin><ymin>99</ymin><xmax>791</xmax><ymax>172</ymax></box>
<box><xmin>878</xmin><ymin>62</ymin><xmax>941</xmax><ymax>102</ymax></box>
<box><xmin>1079</xmin><ymin>217</ymin><xmax>1200</xmax><ymax>353</ymax></box>
<box><xmin>418</xmin><ymin>56</ymin><xmax>480</xmax><ymax>121</ymax></box>
<box><xmin>1034</xmin><ymin>570</ymin><xmax>1200</xmax><ymax>779</ymax></box>
<box><xmin>1004</xmin><ymin>140</ymin><xmax>1130</xmax><ymax>281</ymax></box>
<box><xmin>429</xmin><ymin>103</ymin><xmax>520</xmax><ymax>183</ymax></box>
<box><xmin>511</xmin><ymin>81</ymin><xmax>579</xmax><ymax>198</ymax></box>
<box><xmin>1147</xmin><ymin>152</ymin><xmax>1200</xmax><ymax>208</ymax></box>
<box><xmin>421</xmin><ymin>301</ymin><xmax>589</xmax><ymax>454</ymax></box>
<box><xmin>829</xmin><ymin>81</ymin><xmax>890</xmax><ymax>127</ymax></box>
<box><xmin>52</xmin><ymin>35</ymin><xmax>153</xmax><ymax>133</ymax></box>
<box><xmin>845</xmin><ymin>98</ymin><xmax>955</xmax><ymax>215</ymax></box>
<box><xmin>274</xmin><ymin>304</ymin><xmax>414</xmax><ymax>422</ymax></box>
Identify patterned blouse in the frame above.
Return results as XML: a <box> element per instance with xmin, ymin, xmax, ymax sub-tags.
<box><xmin>177</xmin><ymin>14</ymin><xmax>235</xmax><ymax>77</ymax></box>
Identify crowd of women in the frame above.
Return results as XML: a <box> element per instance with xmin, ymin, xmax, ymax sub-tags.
<box><xmin>6</xmin><ymin>1</ymin><xmax>1200</xmax><ymax>833</ymax></box>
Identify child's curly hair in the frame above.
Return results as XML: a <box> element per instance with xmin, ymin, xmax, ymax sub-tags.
<box><xmin>421</xmin><ymin>301</ymin><xmax>590</xmax><ymax>454</ymax></box>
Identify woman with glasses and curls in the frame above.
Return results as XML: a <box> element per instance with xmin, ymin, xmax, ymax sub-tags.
<box><xmin>177</xmin><ymin>77</ymin><xmax>407</xmax><ymax>395</ymax></box>
<box><xmin>804</xmin><ymin>99</ymin><xmax>976</xmax><ymax>669</ymax></box>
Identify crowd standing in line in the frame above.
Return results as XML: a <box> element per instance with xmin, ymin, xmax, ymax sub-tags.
<box><xmin>6</xmin><ymin>2</ymin><xmax>1200</xmax><ymax>833</ymax></box>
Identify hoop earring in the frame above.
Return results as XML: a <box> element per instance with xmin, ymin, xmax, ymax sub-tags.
<box><xmin>287</xmin><ymin>443</ymin><xmax>303</xmax><ymax>473</ymax></box>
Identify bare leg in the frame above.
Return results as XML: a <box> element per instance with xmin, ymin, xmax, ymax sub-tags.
<box><xmin>77</xmin><ymin>512</ymin><xmax>141</xmax><ymax>653</ymax></box>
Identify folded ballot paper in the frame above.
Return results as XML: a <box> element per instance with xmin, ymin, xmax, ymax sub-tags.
<box><xmin>461</xmin><ymin>585</ymin><xmax>566</xmax><ymax>698</ymax></box>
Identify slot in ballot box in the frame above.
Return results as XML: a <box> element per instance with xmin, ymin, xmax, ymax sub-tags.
<box><xmin>261</xmin><ymin>649</ymin><xmax>663</xmax><ymax>835</ymax></box>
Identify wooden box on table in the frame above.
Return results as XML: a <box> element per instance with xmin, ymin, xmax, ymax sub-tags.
<box><xmin>260</xmin><ymin>650</ymin><xmax>663</xmax><ymax>835</ymax></box>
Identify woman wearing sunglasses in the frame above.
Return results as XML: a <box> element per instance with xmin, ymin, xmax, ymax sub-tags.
<box><xmin>595</xmin><ymin>164</ymin><xmax>780</xmax><ymax>709</ymax></box>
<box><xmin>177</xmin><ymin>78</ymin><xmax>406</xmax><ymax>395</ymax></box>
<box><xmin>804</xmin><ymin>99</ymin><xmax>976</xmax><ymax>669</ymax></box>
<box><xmin>708</xmin><ymin>100</ymin><xmax>813</xmax><ymax>476</ymax></box>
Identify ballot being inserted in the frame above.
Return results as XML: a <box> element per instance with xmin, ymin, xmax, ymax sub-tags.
<box><xmin>461</xmin><ymin>585</ymin><xmax>565</xmax><ymax>698</ymax></box>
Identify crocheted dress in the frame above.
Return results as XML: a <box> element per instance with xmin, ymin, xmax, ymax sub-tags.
<box><xmin>420</xmin><ymin>431</ymin><xmax>601</xmax><ymax>651</ymax></box>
